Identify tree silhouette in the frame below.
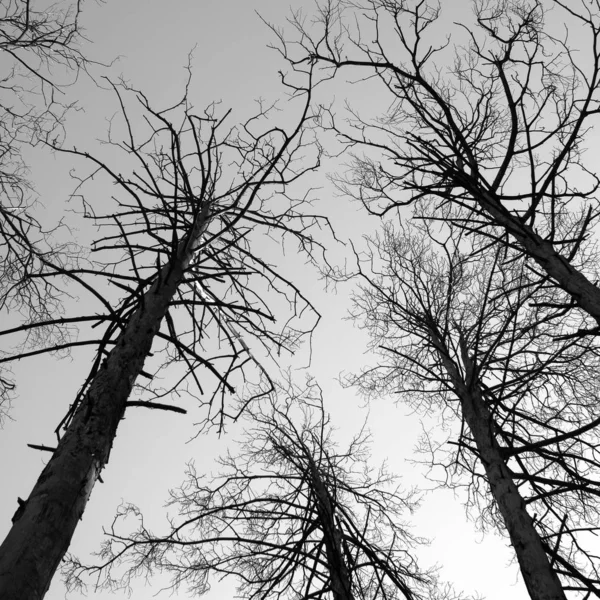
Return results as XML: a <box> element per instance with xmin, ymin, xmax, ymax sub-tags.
<box><xmin>277</xmin><ymin>0</ymin><xmax>600</xmax><ymax>336</ymax></box>
<box><xmin>64</xmin><ymin>379</ymin><xmax>437</xmax><ymax>600</ymax></box>
<box><xmin>0</xmin><ymin>72</ymin><xmax>329</xmax><ymax>599</ymax></box>
<box><xmin>350</xmin><ymin>215</ymin><xmax>600</xmax><ymax>599</ymax></box>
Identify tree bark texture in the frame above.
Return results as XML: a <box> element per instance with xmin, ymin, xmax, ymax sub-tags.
<box><xmin>309</xmin><ymin>459</ymin><xmax>354</xmax><ymax>600</ymax></box>
<box><xmin>470</xmin><ymin>185</ymin><xmax>600</xmax><ymax>328</ymax></box>
<box><xmin>430</xmin><ymin>328</ymin><xmax>567</xmax><ymax>600</ymax></box>
<box><xmin>0</xmin><ymin>206</ymin><xmax>209</xmax><ymax>599</ymax></box>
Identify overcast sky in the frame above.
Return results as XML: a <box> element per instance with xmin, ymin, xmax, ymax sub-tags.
<box><xmin>0</xmin><ymin>1</ymin><xmax>545</xmax><ymax>598</ymax></box>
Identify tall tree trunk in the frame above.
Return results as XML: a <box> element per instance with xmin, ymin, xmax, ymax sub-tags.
<box><xmin>0</xmin><ymin>207</ymin><xmax>209</xmax><ymax>599</ymax></box>
<box><xmin>309</xmin><ymin>459</ymin><xmax>354</xmax><ymax>600</ymax></box>
<box><xmin>429</xmin><ymin>327</ymin><xmax>567</xmax><ymax>600</ymax></box>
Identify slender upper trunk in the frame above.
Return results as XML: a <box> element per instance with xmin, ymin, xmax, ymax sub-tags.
<box><xmin>309</xmin><ymin>460</ymin><xmax>354</xmax><ymax>600</ymax></box>
<box><xmin>429</xmin><ymin>328</ymin><xmax>567</xmax><ymax>600</ymax></box>
<box><xmin>470</xmin><ymin>185</ymin><xmax>600</xmax><ymax>327</ymax></box>
<box><xmin>0</xmin><ymin>206</ymin><xmax>209</xmax><ymax>599</ymax></box>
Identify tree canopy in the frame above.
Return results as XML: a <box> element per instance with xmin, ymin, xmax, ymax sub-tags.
<box><xmin>4</xmin><ymin>2</ymin><xmax>600</xmax><ymax>600</ymax></box>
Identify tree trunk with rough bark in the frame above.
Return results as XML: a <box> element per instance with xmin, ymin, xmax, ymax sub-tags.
<box><xmin>0</xmin><ymin>207</ymin><xmax>209</xmax><ymax>600</ymax></box>
<box><xmin>309</xmin><ymin>459</ymin><xmax>354</xmax><ymax>600</ymax></box>
<box><xmin>430</xmin><ymin>327</ymin><xmax>567</xmax><ymax>600</ymax></box>
<box><xmin>470</xmin><ymin>185</ymin><xmax>600</xmax><ymax>328</ymax></box>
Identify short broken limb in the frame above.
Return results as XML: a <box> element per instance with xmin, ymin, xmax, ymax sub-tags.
<box><xmin>125</xmin><ymin>401</ymin><xmax>187</xmax><ymax>414</ymax></box>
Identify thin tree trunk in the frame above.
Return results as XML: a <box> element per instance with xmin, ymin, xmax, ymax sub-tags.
<box><xmin>309</xmin><ymin>459</ymin><xmax>354</xmax><ymax>600</ymax></box>
<box><xmin>429</xmin><ymin>327</ymin><xmax>567</xmax><ymax>600</ymax></box>
<box><xmin>0</xmin><ymin>206</ymin><xmax>209</xmax><ymax>599</ymax></box>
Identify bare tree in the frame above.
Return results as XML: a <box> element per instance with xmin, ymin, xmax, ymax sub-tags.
<box><xmin>350</xmin><ymin>215</ymin><xmax>600</xmax><ymax>599</ymax></box>
<box><xmin>275</xmin><ymin>0</ymin><xmax>600</xmax><ymax>337</ymax></box>
<box><xmin>0</xmin><ymin>0</ymin><xmax>92</xmax><ymax>422</ymax></box>
<box><xmin>0</xmin><ymin>72</ymin><xmax>329</xmax><ymax>599</ymax></box>
<box><xmin>63</xmin><ymin>378</ymin><xmax>440</xmax><ymax>600</ymax></box>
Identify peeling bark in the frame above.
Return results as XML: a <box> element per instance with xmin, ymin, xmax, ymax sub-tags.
<box><xmin>0</xmin><ymin>206</ymin><xmax>209</xmax><ymax>599</ymax></box>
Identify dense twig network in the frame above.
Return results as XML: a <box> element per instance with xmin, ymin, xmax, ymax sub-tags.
<box><xmin>65</xmin><ymin>379</ymin><xmax>436</xmax><ymax>600</ymax></box>
<box><xmin>0</xmin><ymin>63</ymin><xmax>332</xmax><ymax>598</ymax></box>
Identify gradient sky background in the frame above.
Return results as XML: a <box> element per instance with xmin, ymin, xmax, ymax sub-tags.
<box><xmin>1</xmin><ymin>0</ymin><xmax>578</xmax><ymax>598</ymax></box>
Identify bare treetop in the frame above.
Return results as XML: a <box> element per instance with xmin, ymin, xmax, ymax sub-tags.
<box><xmin>64</xmin><ymin>379</ymin><xmax>445</xmax><ymax>600</ymax></box>
<box><xmin>1</xmin><ymin>76</ymin><xmax>332</xmax><ymax>433</ymax></box>
<box><xmin>274</xmin><ymin>0</ymin><xmax>600</xmax><ymax>333</ymax></box>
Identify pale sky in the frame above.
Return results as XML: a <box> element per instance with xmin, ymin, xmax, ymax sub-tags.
<box><xmin>0</xmin><ymin>1</ymin><xmax>556</xmax><ymax>599</ymax></box>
